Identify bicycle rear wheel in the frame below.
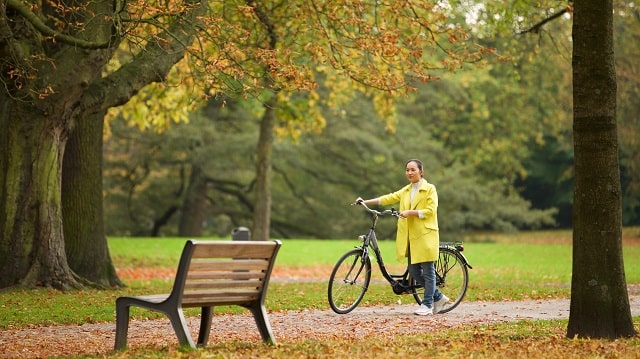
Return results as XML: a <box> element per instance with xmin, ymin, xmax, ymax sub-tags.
<box><xmin>434</xmin><ymin>247</ymin><xmax>469</xmax><ymax>313</ymax></box>
<box><xmin>328</xmin><ymin>248</ymin><xmax>371</xmax><ymax>314</ymax></box>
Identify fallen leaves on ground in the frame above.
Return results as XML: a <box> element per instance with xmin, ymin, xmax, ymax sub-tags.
<box><xmin>115</xmin><ymin>264</ymin><xmax>333</xmax><ymax>281</ymax></box>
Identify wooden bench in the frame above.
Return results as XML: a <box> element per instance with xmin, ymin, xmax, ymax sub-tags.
<box><xmin>114</xmin><ymin>239</ymin><xmax>282</xmax><ymax>349</ymax></box>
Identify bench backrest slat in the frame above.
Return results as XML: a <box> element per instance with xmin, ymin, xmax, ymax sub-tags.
<box><xmin>190</xmin><ymin>242</ymin><xmax>278</xmax><ymax>259</ymax></box>
<box><xmin>188</xmin><ymin>259</ymin><xmax>270</xmax><ymax>271</ymax></box>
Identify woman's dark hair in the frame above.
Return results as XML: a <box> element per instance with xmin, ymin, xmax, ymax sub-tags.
<box><xmin>405</xmin><ymin>159</ymin><xmax>423</xmax><ymax>171</ymax></box>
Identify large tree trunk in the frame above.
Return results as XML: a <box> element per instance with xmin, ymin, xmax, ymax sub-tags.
<box><xmin>0</xmin><ymin>106</ymin><xmax>81</xmax><ymax>290</ymax></box>
<box><xmin>567</xmin><ymin>0</ymin><xmax>636</xmax><ymax>338</ymax></box>
<box><xmin>252</xmin><ymin>94</ymin><xmax>277</xmax><ymax>241</ymax></box>
<box><xmin>62</xmin><ymin>111</ymin><xmax>123</xmax><ymax>288</ymax></box>
<box><xmin>0</xmin><ymin>0</ymin><xmax>118</xmax><ymax>290</ymax></box>
<box><xmin>1</xmin><ymin>0</ymin><xmax>239</xmax><ymax>290</ymax></box>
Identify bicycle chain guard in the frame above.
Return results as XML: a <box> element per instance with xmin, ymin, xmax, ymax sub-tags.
<box><xmin>391</xmin><ymin>279</ymin><xmax>412</xmax><ymax>295</ymax></box>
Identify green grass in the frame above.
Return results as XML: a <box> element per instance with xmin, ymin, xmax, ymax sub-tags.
<box><xmin>2</xmin><ymin>231</ymin><xmax>639</xmax><ymax>331</ymax></box>
<box><xmin>107</xmin><ymin>237</ymin><xmax>374</xmax><ymax>267</ymax></box>
<box><xmin>109</xmin><ymin>233</ymin><xmax>640</xmax><ymax>300</ymax></box>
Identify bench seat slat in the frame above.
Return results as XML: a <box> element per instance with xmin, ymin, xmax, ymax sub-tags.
<box><xmin>182</xmin><ymin>296</ymin><xmax>259</xmax><ymax>307</ymax></box>
<box><xmin>182</xmin><ymin>288</ymin><xmax>260</xmax><ymax>298</ymax></box>
<box><xmin>127</xmin><ymin>293</ymin><xmax>170</xmax><ymax>303</ymax></box>
<box><xmin>182</xmin><ymin>289</ymin><xmax>260</xmax><ymax>305</ymax></box>
<box><xmin>184</xmin><ymin>279</ymin><xmax>264</xmax><ymax>290</ymax></box>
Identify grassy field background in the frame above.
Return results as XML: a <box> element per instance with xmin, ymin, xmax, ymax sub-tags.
<box><xmin>3</xmin><ymin>228</ymin><xmax>639</xmax><ymax>329</ymax></box>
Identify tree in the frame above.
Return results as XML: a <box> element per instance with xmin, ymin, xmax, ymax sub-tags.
<box><xmin>463</xmin><ymin>0</ymin><xmax>636</xmax><ymax>338</ymax></box>
<box><xmin>1</xmin><ymin>0</ymin><xmax>207</xmax><ymax>289</ymax></box>
<box><xmin>62</xmin><ymin>111</ymin><xmax>122</xmax><ymax>287</ymax></box>
<box><xmin>567</xmin><ymin>0</ymin><xmax>636</xmax><ymax>338</ymax></box>
<box><xmin>2</xmin><ymin>0</ymin><xmax>119</xmax><ymax>289</ymax></box>
<box><xmin>178</xmin><ymin>165</ymin><xmax>209</xmax><ymax>237</ymax></box>
<box><xmin>614</xmin><ymin>2</ymin><xmax>640</xmax><ymax>226</ymax></box>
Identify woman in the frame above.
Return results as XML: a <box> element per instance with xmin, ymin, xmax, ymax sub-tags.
<box><xmin>357</xmin><ymin>159</ymin><xmax>448</xmax><ymax>315</ymax></box>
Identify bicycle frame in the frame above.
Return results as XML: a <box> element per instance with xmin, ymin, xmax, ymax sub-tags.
<box><xmin>357</xmin><ymin>208</ymin><xmax>422</xmax><ymax>295</ymax></box>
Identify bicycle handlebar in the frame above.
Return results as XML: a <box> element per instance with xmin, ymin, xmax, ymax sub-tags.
<box><xmin>353</xmin><ymin>199</ymin><xmax>402</xmax><ymax>218</ymax></box>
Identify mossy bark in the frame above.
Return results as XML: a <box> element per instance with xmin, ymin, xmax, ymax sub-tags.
<box><xmin>0</xmin><ymin>106</ymin><xmax>81</xmax><ymax>290</ymax></box>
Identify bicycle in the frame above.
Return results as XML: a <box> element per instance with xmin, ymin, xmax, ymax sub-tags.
<box><xmin>328</xmin><ymin>200</ymin><xmax>473</xmax><ymax>314</ymax></box>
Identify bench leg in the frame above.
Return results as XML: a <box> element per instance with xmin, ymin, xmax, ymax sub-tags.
<box><xmin>114</xmin><ymin>300</ymin><xmax>130</xmax><ymax>349</ymax></box>
<box><xmin>247</xmin><ymin>304</ymin><xmax>276</xmax><ymax>345</ymax></box>
<box><xmin>197</xmin><ymin>306</ymin><xmax>213</xmax><ymax>346</ymax></box>
<box><xmin>167</xmin><ymin>307</ymin><xmax>196</xmax><ymax>348</ymax></box>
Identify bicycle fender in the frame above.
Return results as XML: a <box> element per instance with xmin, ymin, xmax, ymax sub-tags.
<box><xmin>441</xmin><ymin>242</ymin><xmax>473</xmax><ymax>269</ymax></box>
<box><xmin>457</xmin><ymin>252</ymin><xmax>473</xmax><ymax>269</ymax></box>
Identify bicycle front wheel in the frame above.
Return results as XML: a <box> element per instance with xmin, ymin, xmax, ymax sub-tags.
<box><xmin>327</xmin><ymin>248</ymin><xmax>371</xmax><ymax>314</ymax></box>
<box><xmin>435</xmin><ymin>247</ymin><xmax>469</xmax><ymax>313</ymax></box>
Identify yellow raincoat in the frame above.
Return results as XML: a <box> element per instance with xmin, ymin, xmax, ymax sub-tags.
<box><xmin>379</xmin><ymin>179</ymin><xmax>439</xmax><ymax>264</ymax></box>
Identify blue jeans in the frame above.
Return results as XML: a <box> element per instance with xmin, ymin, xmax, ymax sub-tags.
<box><xmin>408</xmin><ymin>261</ymin><xmax>442</xmax><ymax>308</ymax></box>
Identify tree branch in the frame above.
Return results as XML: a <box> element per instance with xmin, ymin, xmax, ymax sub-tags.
<box><xmin>519</xmin><ymin>5</ymin><xmax>573</xmax><ymax>35</ymax></box>
<box><xmin>6</xmin><ymin>0</ymin><xmax>113</xmax><ymax>49</ymax></box>
<box><xmin>79</xmin><ymin>1</ymin><xmax>207</xmax><ymax>113</ymax></box>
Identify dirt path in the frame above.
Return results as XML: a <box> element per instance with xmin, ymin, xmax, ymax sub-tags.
<box><xmin>2</xmin><ymin>296</ymin><xmax>639</xmax><ymax>359</ymax></box>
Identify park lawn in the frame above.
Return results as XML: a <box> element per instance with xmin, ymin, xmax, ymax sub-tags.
<box><xmin>1</xmin><ymin>229</ymin><xmax>639</xmax><ymax>330</ymax></box>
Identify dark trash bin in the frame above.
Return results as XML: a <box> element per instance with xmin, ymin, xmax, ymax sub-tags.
<box><xmin>231</xmin><ymin>226</ymin><xmax>251</xmax><ymax>241</ymax></box>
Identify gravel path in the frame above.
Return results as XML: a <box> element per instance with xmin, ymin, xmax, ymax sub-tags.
<box><xmin>2</xmin><ymin>296</ymin><xmax>639</xmax><ymax>358</ymax></box>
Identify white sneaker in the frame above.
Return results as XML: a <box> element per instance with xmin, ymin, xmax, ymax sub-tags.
<box><xmin>414</xmin><ymin>303</ymin><xmax>433</xmax><ymax>316</ymax></box>
<box><xmin>433</xmin><ymin>294</ymin><xmax>450</xmax><ymax>314</ymax></box>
